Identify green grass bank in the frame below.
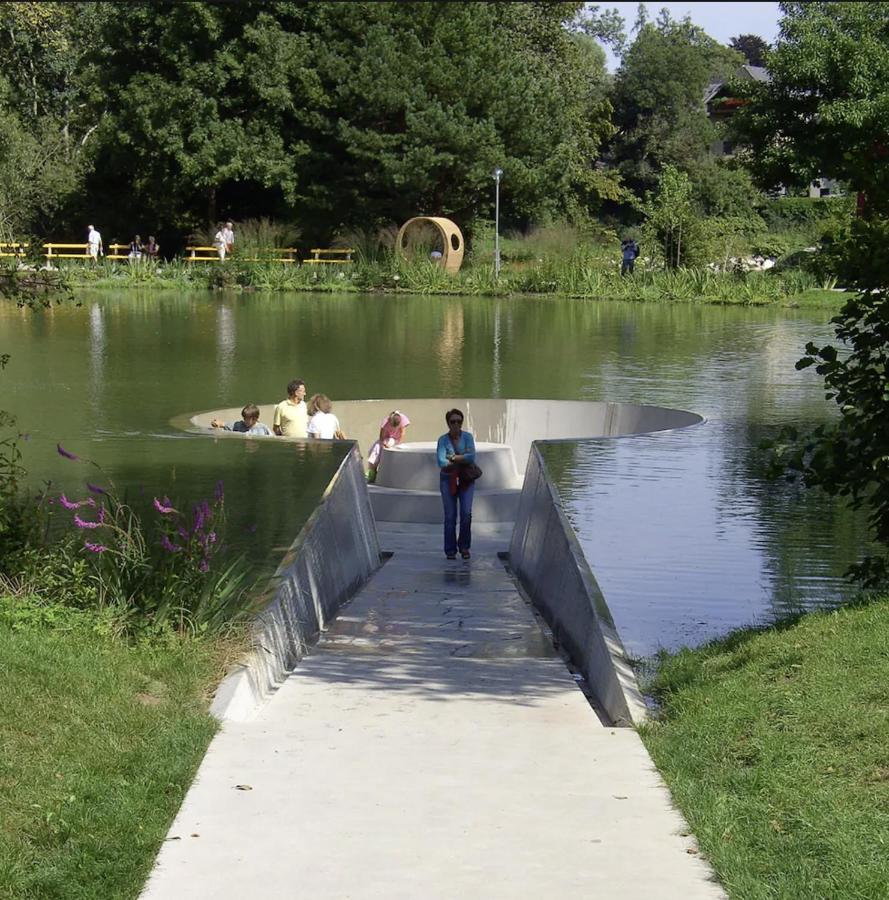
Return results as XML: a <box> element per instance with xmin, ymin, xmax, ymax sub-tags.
<box><xmin>640</xmin><ymin>598</ymin><xmax>889</xmax><ymax>900</ymax></box>
<box><xmin>0</xmin><ymin>599</ymin><xmax>238</xmax><ymax>900</ymax></box>
<box><xmin>14</xmin><ymin>255</ymin><xmax>846</xmax><ymax>308</ymax></box>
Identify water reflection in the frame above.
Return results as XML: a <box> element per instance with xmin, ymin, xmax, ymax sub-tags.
<box><xmin>216</xmin><ymin>301</ymin><xmax>236</xmax><ymax>394</ymax></box>
<box><xmin>88</xmin><ymin>302</ymin><xmax>105</xmax><ymax>415</ymax></box>
<box><xmin>0</xmin><ymin>291</ymin><xmax>859</xmax><ymax>653</ymax></box>
<box><xmin>436</xmin><ymin>303</ymin><xmax>464</xmax><ymax>395</ymax></box>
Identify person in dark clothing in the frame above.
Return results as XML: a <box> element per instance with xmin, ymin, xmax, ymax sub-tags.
<box><xmin>621</xmin><ymin>238</ymin><xmax>639</xmax><ymax>275</ymax></box>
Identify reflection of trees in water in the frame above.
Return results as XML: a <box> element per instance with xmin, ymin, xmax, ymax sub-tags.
<box><xmin>435</xmin><ymin>303</ymin><xmax>464</xmax><ymax>395</ymax></box>
<box><xmin>713</xmin><ymin>420</ymin><xmax>869</xmax><ymax>618</ymax></box>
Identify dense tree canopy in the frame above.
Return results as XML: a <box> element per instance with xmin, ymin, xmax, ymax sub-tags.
<box><xmin>733</xmin><ymin>2</ymin><xmax>889</xmax><ymax>203</ymax></box>
<box><xmin>0</xmin><ymin>2</ymin><xmax>102</xmax><ymax>232</ymax></box>
<box><xmin>728</xmin><ymin>34</ymin><xmax>769</xmax><ymax>67</ymax></box>
<box><xmin>609</xmin><ymin>11</ymin><xmax>742</xmax><ymax>195</ymax></box>
<box><xmin>751</xmin><ymin>2</ymin><xmax>889</xmax><ymax>582</ymax></box>
<box><xmin>72</xmin><ymin>1</ymin><xmax>622</xmax><ymax>240</ymax></box>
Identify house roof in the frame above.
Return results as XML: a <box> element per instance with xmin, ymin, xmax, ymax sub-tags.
<box><xmin>704</xmin><ymin>65</ymin><xmax>771</xmax><ymax>104</ymax></box>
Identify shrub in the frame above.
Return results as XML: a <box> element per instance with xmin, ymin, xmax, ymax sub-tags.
<box><xmin>9</xmin><ymin>447</ymin><xmax>257</xmax><ymax>634</ymax></box>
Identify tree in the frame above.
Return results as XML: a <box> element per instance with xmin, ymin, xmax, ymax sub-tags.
<box><xmin>641</xmin><ymin>165</ymin><xmax>702</xmax><ymax>268</ymax></box>
<box><xmin>609</xmin><ymin>11</ymin><xmax>743</xmax><ymax>197</ymax></box>
<box><xmin>747</xmin><ymin>3</ymin><xmax>889</xmax><ymax>583</ymax></box>
<box><xmin>83</xmin><ymin>2</ymin><xmax>623</xmax><ymax>238</ymax></box>
<box><xmin>0</xmin><ymin>3</ymin><xmax>104</xmax><ymax>233</ymax></box>
<box><xmin>729</xmin><ymin>34</ymin><xmax>769</xmax><ymax>67</ymax></box>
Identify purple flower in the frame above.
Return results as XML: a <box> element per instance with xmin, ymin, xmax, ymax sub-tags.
<box><xmin>214</xmin><ymin>480</ymin><xmax>224</xmax><ymax>502</ymax></box>
<box><xmin>59</xmin><ymin>493</ymin><xmax>95</xmax><ymax>510</ymax></box>
<box><xmin>192</xmin><ymin>500</ymin><xmax>210</xmax><ymax>534</ymax></box>
<box><xmin>153</xmin><ymin>497</ymin><xmax>176</xmax><ymax>515</ymax></box>
<box><xmin>160</xmin><ymin>534</ymin><xmax>181</xmax><ymax>553</ymax></box>
<box><xmin>86</xmin><ymin>482</ymin><xmax>107</xmax><ymax>495</ymax></box>
<box><xmin>74</xmin><ymin>513</ymin><xmax>102</xmax><ymax>529</ymax></box>
<box><xmin>198</xmin><ymin>559</ymin><xmax>209</xmax><ymax>573</ymax></box>
<box><xmin>84</xmin><ymin>541</ymin><xmax>109</xmax><ymax>553</ymax></box>
<box><xmin>57</xmin><ymin>443</ymin><xmax>79</xmax><ymax>461</ymax></box>
<box><xmin>207</xmin><ymin>531</ymin><xmax>217</xmax><ymax>545</ymax></box>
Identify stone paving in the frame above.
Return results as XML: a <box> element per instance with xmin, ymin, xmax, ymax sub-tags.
<box><xmin>142</xmin><ymin>523</ymin><xmax>725</xmax><ymax>899</ymax></box>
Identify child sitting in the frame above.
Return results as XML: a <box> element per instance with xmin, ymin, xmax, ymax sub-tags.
<box><xmin>211</xmin><ymin>403</ymin><xmax>272</xmax><ymax>436</ymax></box>
<box><xmin>307</xmin><ymin>394</ymin><xmax>345</xmax><ymax>440</ymax></box>
<box><xmin>366</xmin><ymin>409</ymin><xmax>410</xmax><ymax>482</ymax></box>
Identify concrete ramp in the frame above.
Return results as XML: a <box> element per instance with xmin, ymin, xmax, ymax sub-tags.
<box><xmin>142</xmin><ymin>523</ymin><xmax>725</xmax><ymax>900</ymax></box>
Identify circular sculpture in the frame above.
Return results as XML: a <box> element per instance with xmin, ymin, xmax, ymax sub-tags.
<box><xmin>395</xmin><ymin>217</ymin><xmax>465</xmax><ymax>274</ymax></box>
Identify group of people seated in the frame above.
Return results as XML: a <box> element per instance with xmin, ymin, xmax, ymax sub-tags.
<box><xmin>209</xmin><ymin>378</ymin><xmax>410</xmax><ymax>480</ymax></box>
<box><xmin>128</xmin><ymin>235</ymin><xmax>160</xmax><ymax>260</ymax></box>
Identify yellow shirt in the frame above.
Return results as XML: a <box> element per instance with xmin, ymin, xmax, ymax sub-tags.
<box><xmin>273</xmin><ymin>399</ymin><xmax>308</xmax><ymax>438</ymax></box>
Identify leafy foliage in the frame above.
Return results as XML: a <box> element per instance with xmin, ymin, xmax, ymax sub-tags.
<box><xmin>728</xmin><ymin>33</ymin><xmax>769</xmax><ymax>67</ymax></box>
<box><xmin>752</xmin><ymin>3</ymin><xmax>889</xmax><ymax>583</ymax></box>
<box><xmin>80</xmin><ymin>1</ymin><xmax>621</xmax><ymax>238</ymax></box>
<box><xmin>610</xmin><ymin>11</ymin><xmax>742</xmax><ymax>195</ymax></box>
<box><xmin>733</xmin><ymin>2</ymin><xmax>889</xmax><ymax>200</ymax></box>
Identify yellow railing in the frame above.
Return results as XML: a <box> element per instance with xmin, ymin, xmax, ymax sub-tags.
<box><xmin>185</xmin><ymin>245</ymin><xmax>298</xmax><ymax>263</ymax></box>
<box><xmin>44</xmin><ymin>243</ymin><xmax>92</xmax><ymax>260</ymax></box>
<box><xmin>0</xmin><ymin>242</ymin><xmax>28</xmax><ymax>258</ymax></box>
<box><xmin>303</xmin><ymin>248</ymin><xmax>354</xmax><ymax>265</ymax></box>
<box><xmin>108</xmin><ymin>243</ymin><xmax>136</xmax><ymax>260</ymax></box>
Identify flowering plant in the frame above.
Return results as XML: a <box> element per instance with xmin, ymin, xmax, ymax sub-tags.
<box><xmin>52</xmin><ymin>445</ymin><xmax>250</xmax><ymax>632</ymax></box>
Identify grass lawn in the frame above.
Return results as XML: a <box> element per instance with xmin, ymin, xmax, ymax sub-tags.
<box><xmin>641</xmin><ymin>598</ymin><xmax>889</xmax><ymax>900</ymax></box>
<box><xmin>0</xmin><ymin>606</ymin><xmax>234</xmax><ymax>900</ymax></box>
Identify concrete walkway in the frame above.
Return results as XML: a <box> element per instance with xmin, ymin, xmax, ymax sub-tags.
<box><xmin>142</xmin><ymin>523</ymin><xmax>725</xmax><ymax>899</ymax></box>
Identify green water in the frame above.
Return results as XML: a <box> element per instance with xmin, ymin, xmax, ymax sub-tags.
<box><xmin>0</xmin><ymin>290</ymin><xmax>864</xmax><ymax>649</ymax></box>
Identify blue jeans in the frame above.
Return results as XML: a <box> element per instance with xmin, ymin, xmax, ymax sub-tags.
<box><xmin>440</xmin><ymin>476</ymin><xmax>475</xmax><ymax>555</ymax></box>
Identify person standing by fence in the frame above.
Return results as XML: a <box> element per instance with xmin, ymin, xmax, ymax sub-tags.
<box><xmin>87</xmin><ymin>225</ymin><xmax>103</xmax><ymax>261</ymax></box>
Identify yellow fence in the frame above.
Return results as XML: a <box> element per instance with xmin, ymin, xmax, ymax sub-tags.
<box><xmin>303</xmin><ymin>248</ymin><xmax>354</xmax><ymax>265</ymax></box>
<box><xmin>43</xmin><ymin>243</ymin><xmax>93</xmax><ymax>260</ymax></box>
<box><xmin>35</xmin><ymin>242</ymin><xmax>330</xmax><ymax>264</ymax></box>
<box><xmin>0</xmin><ymin>242</ymin><xmax>28</xmax><ymax>258</ymax></box>
<box><xmin>186</xmin><ymin>246</ymin><xmax>298</xmax><ymax>263</ymax></box>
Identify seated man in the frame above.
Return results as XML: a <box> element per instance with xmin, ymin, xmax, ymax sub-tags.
<box><xmin>210</xmin><ymin>403</ymin><xmax>272</xmax><ymax>435</ymax></box>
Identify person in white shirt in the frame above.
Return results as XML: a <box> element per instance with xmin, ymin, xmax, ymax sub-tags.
<box><xmin>307</xmin><ymin>394</ymin><xmax>344</xmax><ymax>440</ymax></box>
<box><xmin>87</xmin><ymin>225</ymin><xmax>103</xmax><ymax>261</ymax></box>
<box><xmin>214</xmin><ymin>224</ymin><xmax>227</xmax><ymax>260</ymax></box>
<box><xmin>219</xmin><ymin>221</ymin><xmax>234</xmax><ymax>258</ymax></box>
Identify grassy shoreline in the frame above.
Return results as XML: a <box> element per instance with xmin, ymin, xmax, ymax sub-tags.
<box><xmin>7</xmin><ymin>257</ymin><xmax>846</xmax><ymax>308</ymax></box>
<box><xmin>640</xmin><ymin>598</ymin><xmax>889</xmax><ymax>900</ymax></box>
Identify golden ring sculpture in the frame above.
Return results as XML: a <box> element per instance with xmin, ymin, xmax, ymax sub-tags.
<box><xmin>395</xmin><ymin>216</ymin><xmax>465</xmax><ymax>274</ymax></box>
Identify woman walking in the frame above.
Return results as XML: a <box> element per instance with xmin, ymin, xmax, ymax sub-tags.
<box><xmin>436</xmin><ymin>408</ymin><xmax>476</xmax><ymax>560</ymax></box>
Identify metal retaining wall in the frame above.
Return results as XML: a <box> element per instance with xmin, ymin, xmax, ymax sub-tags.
<box><xmin>210</xmin><ymin>445</ymin><xmax>381</xmax><ymax>721</ymax></box>
<box><xmin>509</xmin><ymin>444</ymin><xmax>647</xmax><ymax>726</ymax></box>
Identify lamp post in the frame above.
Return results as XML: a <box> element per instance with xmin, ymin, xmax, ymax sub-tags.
<box><xmin>493</xmin><ymin>167</ymin><xmax>503</xmax><ymax>278</ymax></box>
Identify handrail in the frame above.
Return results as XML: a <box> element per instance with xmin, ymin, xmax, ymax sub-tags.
<box><xmin>43</xmin><ymin>243</ymin><xmax>91</xmax><ymax>260</ymax></box>
<box><xmin>0</xmin><ymin>242</ymin><xmax>28</xmax><ymax>258</ymax></box>
<box><xmin>185</xmin><ymin>245</ymin><xmax>298</xmax><ymax>263</ymax></box>
<box><xmin>304</xmin><ymin>247</ymin><xmax>354</xmax><ymax>265</ymax></box>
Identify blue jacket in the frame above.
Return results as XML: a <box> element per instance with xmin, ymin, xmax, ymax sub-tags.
<box><xmin>437</xmin><ymin>431</ymin><xmax>476</xmax><ymax>469</ymax></box>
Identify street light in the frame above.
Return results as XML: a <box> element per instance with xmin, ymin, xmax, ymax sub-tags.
<box><xmin>493</xmin><ymin>167</ymin><xmax>503</xmax><ymax>278</ymax></box>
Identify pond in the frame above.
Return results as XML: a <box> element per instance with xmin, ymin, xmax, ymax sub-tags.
<box><xmin>0</xmin><ymin>290</ymin><xmax>865</xmax><ymax>655</ymax></box>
